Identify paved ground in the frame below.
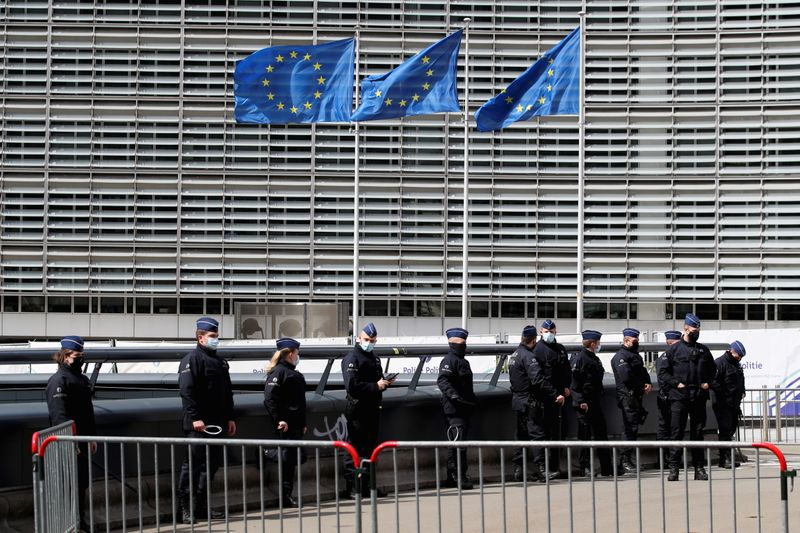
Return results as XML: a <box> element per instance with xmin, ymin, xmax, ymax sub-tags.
<box><xmin>132</xmin><ymin>452</ymin><xmax>799</xmax><ymax>533</ymax></box>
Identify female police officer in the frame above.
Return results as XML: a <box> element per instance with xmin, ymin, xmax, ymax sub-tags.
<box><xmin>46</xmin><ymin>335</ymin><xmax>97</xmax><ymax>533</ymax></box>
<box><xmin>263</xmin><ymin>337</ymin><xmax>307</xmax><ymax>507</ymax></box>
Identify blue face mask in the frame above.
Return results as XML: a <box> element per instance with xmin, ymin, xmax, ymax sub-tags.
<box><xmin>360</xmin><ymin>341</ymin><xmax>375</xmax><ymax>352</ymax></box>
<box><xmin>206</xmin><ymin>337</ymin><xmax>220</xmax><ymax>351</ymax></box>
<box><xmin>541</xmin><ymin>332</ymin><xmax>556</xmax><ymax>344</ymax></box>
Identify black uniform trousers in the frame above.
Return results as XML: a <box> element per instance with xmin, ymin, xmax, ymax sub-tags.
<box><xmin>76</xmin><ymin>443</ymin><xmax>90</xmax><ymax>526</ymax></box>
<box><xmin>713</xmin><ymin>402</ymin><xmax>740</xmax><ymax>463</ymax></box>
<box><xmin>512</xmin><ymin>402</ymin><xmax>560</xmax><ymax>473</ymax></box>
<box><xmin>445</xmin><ymin>414</ymin><xmax>470</xmax><ymax>477</ymax></box>
<box><xmin>178</xmin><ymin>430</ymin><xmax>223</xmax><ymax>504</ymax></box>
<box><xmin>656</xmin><ymin>395</ymin><xmax>671</xmax><ymax>441</ymax></box>
<box><xmin>344</xmin><ymin>403</ymin><xmax>380</xmax><ymax>492</ymax></box>
<box><xmin>668</xmin><ymin>398</ymin><xmax>707</xmax><ymax>468</ymax></box>
<box><xmin>574</xmin><ymin>406</ymin><xmax>613</xmax><ymax>475</ymax></box>
<box><xmin>618</xmin><ymin>393</ymin><xmax>646</xmax><ymax>462</ymax></box>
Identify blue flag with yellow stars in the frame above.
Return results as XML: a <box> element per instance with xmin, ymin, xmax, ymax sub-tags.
<box><xmin>350</xmin><ymin>30</ymin><xmax>462</xmax><ymax>122</ymax></box>
<box><xmin>234</xmin><ymin>38</ymin><xmax>355</xmax><ymax>124</ymax></box>
<box><xmin>474</xmin><ymin>27</ymin><xmax>580</xmax><ymax>132</ymax></box>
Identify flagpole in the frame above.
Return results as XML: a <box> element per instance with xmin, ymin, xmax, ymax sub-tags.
<box><xmin>352</xmin><ymin>28</ymin><xmax>361</xmax><ymax>339</ymax></box>
<box><xmin>576</xmin><ymin>10</ymin><xmax>586</xmax><ymax>334</ymax></box>
<box><xmin>461</xmin><ymin>17</ymin><xmax>471</xmax><ymax>330</ymax></box>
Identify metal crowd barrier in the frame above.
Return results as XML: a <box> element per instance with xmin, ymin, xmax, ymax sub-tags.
<box><xmin>31</xmin><ymin>421</ymin><xmax>78</xmax><ymax>533</ymax></box>
<box><xmin>32</xmin><ymin>431</ymin><xmax>797</xmax><ymax>533</ymax></box>
<box><xmin>365</xmin><ymin>440</ymin><xmax>795</xmax><ymax>533</ymax></box>
<box><xmin>32</xmin><ymin>432</ymin><xmax>363</xmax><ymax>533</ymax></box>
<box><xmin>740</xmin><ymin>387</ymin><xmax>800</xmax><ymax>444</ymax></box>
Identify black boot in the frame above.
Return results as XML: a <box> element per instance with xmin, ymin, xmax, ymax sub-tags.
<box><xmin>513</xmin><ymin>464</ymin><xmax>539</xmax><ymax>482</ymax></box>
<box><xmin>445</xmin><ymin>471</ymin><xmax>474</xmax><ymax>490</ymax></box>
<box><xmin>694</xmin><ymin>466</ymin><xmax>709</xmax><ymax>481</ymax></box>
<box><xmin>281</xmin><ymin>485</ymin><xmax>298</xmax><ymax>508</ymax></box>
<box><xmin>667</xmin><ymin>466</ymin><xmax>679</xmax><ymax>482</ymax></box>
<box><xmin>178</xmin><ymin>493</ymin><xmax>193</xmax><ymax>525</ymax></box>
<box><xmin>621</xmin><ymin>456</ymin><xmax>636</xmax><ymax>474</ymax></box>
<box><xmin>196</xmin><ymin>494</ymin><xmax>225</xmax><ymax>520</ymax></box>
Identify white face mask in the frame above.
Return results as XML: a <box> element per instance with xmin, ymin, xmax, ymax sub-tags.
<box><xmin>360</xmin><ymin>341</ymin><xmax>374</xmax><ymax>352</ymax></box>
<box><xmin>541</xmin><ymin>332</ymin><xmax>556</xmax><ymax>343</ymax></box>
<box><xmin>595</xmin><ymin>343</ymin><xmax>602</xmax><ymax>353</ymax></box>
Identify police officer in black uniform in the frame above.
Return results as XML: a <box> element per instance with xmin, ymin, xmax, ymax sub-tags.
<box><xmin>342</xmin><ymin>322</ymin><xmax>394</xmax><ymax>498</ymax></box>
<box><xmin>510</xmin><ymin>325</ymin><xmax>543</xmax><ymax>482</ymax></box>
<box><xmin>712</xmin><ymin>340</ymin><xmax>747</xmax><ymax>469</ymax></box>
<box><xmin>531</xmin><ymin>319</ymin><xmax>571</xmax><ymax>479</ymax></box>
<box><xmin>178</xmin><ymin>317</ymin><xmax>236</xmax><ymax>524</ymax></box>
<box><xmin>46</xmin><ymin>336</ymin><xmax>97</xmax><ymax>533</ymax></box>
<box><xmin>656</xmin><ymin>331</ymin><xmax>682</xmax><ymax>441</ymax></box>
<box><xmin>657</xmin><ymin>313</ymin><xmax>716</xmax><ymax>482</ymax></box>
<box><xmin>610</xmin><ymin>327</ymin><xmax>652</xmax><ymax>473</ymax></box>
<box><xmin>570</xmin><ymin>330</ymin><xmax>613</xmax><ymax>477</ymax></box>
<box><xmin>437</xmin><ymin>327</ymin><xmax>476</xmax><ymax>489</ymax></box>
<box><xmin>263</xmin><ymin>337</ymin><xmax>307</xmax><ymax>507</ymax></box>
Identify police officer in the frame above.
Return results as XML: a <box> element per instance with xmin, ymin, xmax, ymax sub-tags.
<box><xmin>178</xmin><ymin>317</ymin><xmax>236</xmax><ymax>524</ymax></box>
<box><xmin>437</xmin><ymin>327</ymin><xmax>476</xmax><ymax>489</ymax></box>
<box><xmin>570</xmin><ymin>330</ymin><xmax>613</xmax><ymax>477</ymax></box>
<box><xmin>46</xmin><ymin>336</ymin><xmax>97</xmax><ymax>533</ymax></box>
<box><xmin>527</xmin><ymin>319</ymin><xmax>570</xmax><ymax>480</ymax></box>
<box><xmin>657</xmin><ymin>313</ymin><xmax>716</xmax><ymax>482</ymax></box>
<box><xmin>263</xmin><ymin>337</ymin><xmax>307</xmax><ymax>507</ymax></box>
<box><xmin>712</xmin><ymin>340</ymin><xmax>747</xmax><ymax>469</ymax></box>
<box><xmin>610</xmin><ymin>328</ymin><xmax>652</xmax><ymax>473</ymax></box>
<box><xmin>342</xmin><ymin>322</ymin><xmax>394</xmax><ymax>498</ymax></box>
<box><xmin>509</xmin><ymin>325</ymin><xmax>543</xmax><ymax>482</ymax></box>
<box><xmin>656</xmin><ymin>331</ymin><xmax>682</xmax><ymax>441</ymax></box>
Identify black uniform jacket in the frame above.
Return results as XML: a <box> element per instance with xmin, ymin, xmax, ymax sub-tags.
<box><xmin>711</xmin><ymin>351</ymin><xmax>746</xmax><ymax>408</ymax></box>
<box><xmin>610</xmin><ymin>346</ymin><xmax>652</xmax><ymax>398</ymax></box>
<box><xmin>657</xmin><ymin>338</ymin><xmax>716</xmax><ymax>402</ymax></box>
<box><xmin>437</xmin><ymin>347</ymin><xmax>476</xmax><ymax>416</ymax></box>
<box><xmin>178</xmin><ymin>343</ymin><xmax>235</xmax><ymax>431</ymax></box>
<box><xmin>46</xmin><ymin>362</ymin><xmax>96</xmax><ymax>435</ymax></box>
<box><xmin>569</xmin><ymin>348</ymin><xmax>606</xmax><ymax>407</ymax></box>
<box><xmin>341</xmin><ymin>344</ymin><xmax>384</xmax><ymax>408</ymax></box>
<box><xmin>263</xmin><ymin>359</ymin><xmax>307</xmax><ymax>434</ymax></box>
<box><xmin>532</xmin><ymin>339</ymin><xmax>572</xmax><ymax>396</ymax></box>
<box><xmin>509</xmin><ymin>342</ymin><xmax>562</xmax><ymax>410</ymax></box>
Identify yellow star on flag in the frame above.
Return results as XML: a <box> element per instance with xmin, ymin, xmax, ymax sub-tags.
<box><xmin>313</xmin><ymin>62</ymin><xmax>322</xmax><ymax>70</ymax></box>
<box><xmin>290</xmin><ymin>106</ymin><xmax>299</xmax><ymax>114</ymax></box>
<box><xmin>547</xmin><ymin>68</ymin><xmax>554</xmax><ymax>76</ymax></box>
<box><xmin>267</xmin><ymin>92</ymin><xmax>275</xmax><ymax>100</ymax></box>
<box><xmin>304</xmin><ymin>101</ymin><xmax>312</xmax><ymax>110</ymax></box>
<box><xmin>277</xmin><ymin>102</ymin><xmax>285</xmax><ymax>110</ymax></box>
<box><xmin>262</xmin><ymin>79</ymin><xmax>270</xmax><ymax>87</ymax></box>
<box><xmin>500</xmin><ymin>89</ymin><xmax>506</xmax><ymax>94</ymax></box>
<box><xmin>375</xmin><ymin>90</ymin><xmax>382</xmax><ymax>97</ymax></box>
<box><xmin>421</xmin><ymin>56</ymin><xmax>430</xmax><ymax>64</ymax></box>
<box><xmin>422</xmin><ymin>82</ymin><xmax>430</xmax><ymax>90</ymax></box>
<box><xmin>426</xmin><ymin>69</ymin><xmax>434</xmax><ymax>76</ymax></box>
<box><xmin>317</xmin><ymin>76</ymin><xmax>326</xmax><ymax>85</ymax></box>
<box><xmin>276</xmin><ymin>55</ymin><xmax>284</xmax><ymax>62</ymax></box>
<box><xmin>547</xmin><ymin>84</ymin><xmax>552</xmax><ymax>92</ymax></box>
<box><xmin>516</xmin><ymin>104</ymin><xmax>523</xmax><ymax>112</ymax></box>
<box><xmin>505</xmin><ymin>96</ymin><xmax>514</xmax><ymax>104</ymax></box>
<box><xmin>538</xmin><ymin>96</ymin><xmax>546</xmax><ymax>104</ymax></box>
<box><xmin>399</xmin><ymin>99</ymin><xmax>407</xmax><ymax>107</ymax></box>
<box><xmin>266</xmin><ymin>65</ymin><xmax>274</xmax><ymax>73</ymax></box>
<box><xmin>290</xmin><ymin>51</ymin><xmax>298</xmax><ymax>59</ymax></box>
<box><xmin>526</xmin><ymin>104</ymin><xmax>533</xmax><ymax>111</ymax></box>
<box><xmin>549</xmin><ymin>58</ymin><xmax>554</xmax><ymax>64</ymax></box>
<box><xmin>412</xmin><ymin>93</ymin><xmax>420</xmax><ymax>102</ymax></box>
<box><xmin>385</xmin><ymin>98</ymin><xmax>393</xmax><ymax>106</ymax></box>
<box><xmin>314</xmin><ymin>90</ymin><xmax>322</xmax><ymax>99</ymax></box>
<box><xmin>303</xmin><ymin>53</ymin><xmax>311</xmax><ymax>60</ymax></box>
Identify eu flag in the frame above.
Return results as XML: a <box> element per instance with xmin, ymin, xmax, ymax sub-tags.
<box><xmin>350</xmin><ymin>30</ymin><xmax>462</xmax><ymax>122</ymax></box>
<box><xmin>474</xmin><ymin>27</ymin><xmax>580</xmax><ymax>132</ymax></box>
<box><xmin>234</xmin><ymin>38</ymin><xmax>355</xmax><ymax>124</ymax></box>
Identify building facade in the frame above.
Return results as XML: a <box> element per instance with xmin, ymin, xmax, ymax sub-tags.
<box><xmin>1</xmin><ymin>1</ymin><xmax>799</xmax><ymax>339</ymax></box>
